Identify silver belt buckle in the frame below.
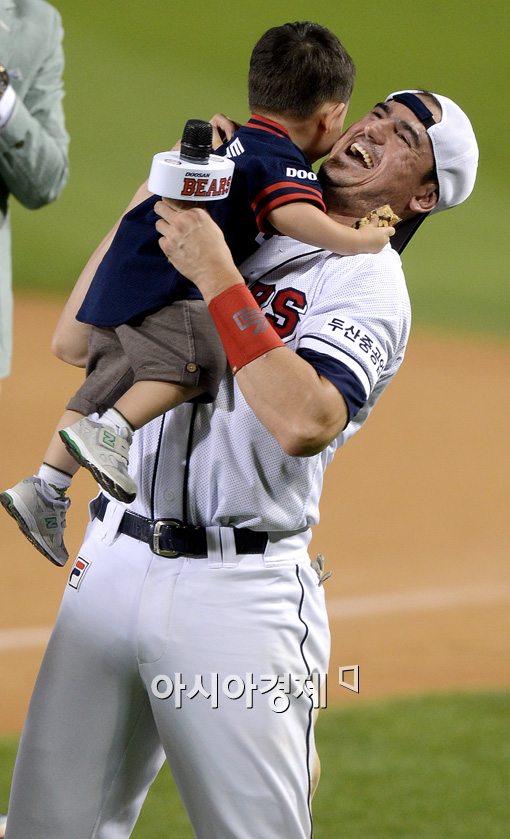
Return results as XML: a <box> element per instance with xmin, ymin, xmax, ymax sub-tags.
<box><xmin>152</xmin><ymin>519</ymin><xmax>182</xmax><ymax>557</ymax></box>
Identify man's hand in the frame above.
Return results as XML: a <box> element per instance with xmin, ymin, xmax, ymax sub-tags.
<box><xmin>154</xmin><ymin>199</ymin><xmax>243</xmax><ymax>302</ymax></box>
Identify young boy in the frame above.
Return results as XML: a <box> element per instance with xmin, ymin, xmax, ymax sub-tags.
<box><xmin>1</xmin><ymin>21</ymin><xmax>394</xmax><ymax>566</ymax></box>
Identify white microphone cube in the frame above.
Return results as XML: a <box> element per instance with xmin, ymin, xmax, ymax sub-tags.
<box><xmin>148</xmin><ymin>151</ymin><xmax>235</xmax><ymax>201</ymax></box>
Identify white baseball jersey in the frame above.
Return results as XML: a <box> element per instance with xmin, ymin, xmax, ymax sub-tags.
<box><xmin>128</xmin><ymin>236</ymin><xmax>411</xmax><ymax>531</ymax></box>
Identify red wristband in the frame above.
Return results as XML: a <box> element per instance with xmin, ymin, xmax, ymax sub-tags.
<box><xmin>208</xmin><ymin>284</ymin><xmax>285</xmax><ymax>374</ymax></box>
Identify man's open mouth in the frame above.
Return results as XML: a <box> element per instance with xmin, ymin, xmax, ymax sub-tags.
<box><xmin>348</xmin><ymin>142</ymin><xmax>374</xmax><ymax>169</ymax></box>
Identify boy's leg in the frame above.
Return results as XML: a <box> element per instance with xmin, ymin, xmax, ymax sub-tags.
<box><xmin>117</xmin><ymin>300</ymin><xmax>227</xmax><ymax>411</ymax></box>
<box><xmin>66</xmin><ymin>325</ymin><xmax>135</xmax><ymax>418</ymax></box>
<box><xmin>0</xmin><ymin>417</ymin><xmax>75</xmax><ymax>563</ymax></box>
<box><xmin>60</xmin><ymin>301</ymin><xmax>226</xmax><ymax>501</ymax></box>
<box><xmin>0</xmin><ymin>321</ymin><xmax>134</xmax><ymax>560</ymax></box>
<box><xmin>43</xmin><ymin>409</ymin><xmax>85</xmax><ymax>476</ymax></box>
<box><xmin>59</xmin><ymin>379</ymin><xmax>201</xmax><ymax>502</ymax></box>
<box><xmin>57</xmin><ymin>326</ymin><xmax>138</xmax><ymax>501</ymax></box>
<box><xmin>0</xmin><ymin>407</ymin><xmax>94</xmax><ymax>566</ymax></box>
<box><xmin>113</xmin><ymin>380</ymin><xmax>203</xmax><ymax>429</ymax></box>
<box><xmin>76</xmin><ymin>299</ymin><xmax>226</xmax><ymax>427</ymax></box>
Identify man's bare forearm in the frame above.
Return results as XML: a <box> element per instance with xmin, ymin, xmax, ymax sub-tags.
<box><xmin>52</xmin><ymin>182</ymin><xmax>151</xmax><ymax>366</ymax></box>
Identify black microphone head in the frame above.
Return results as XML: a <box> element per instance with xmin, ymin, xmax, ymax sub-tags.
<box><xmin>180</xmin><ymin>119</ymin><xmax>213</xmax><ymax>164</ymax></box>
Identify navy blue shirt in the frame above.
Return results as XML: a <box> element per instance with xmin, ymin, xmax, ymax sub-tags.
<box><xmin>77</xmin><ymin>116</ymin><xmax>325</xmax><ymax>327</ymax></box>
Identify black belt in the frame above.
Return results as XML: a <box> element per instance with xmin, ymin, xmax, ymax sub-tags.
<box><xmin>90</xmin><ymin>494</ymin><xmax>268</xmax><ymax>558</ymax></box>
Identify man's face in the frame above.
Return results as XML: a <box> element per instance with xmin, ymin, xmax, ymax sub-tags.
<box><xmin>319</xmin><ymin>98</ymin><xmax>439</xmax><ymax>218</ymax></box>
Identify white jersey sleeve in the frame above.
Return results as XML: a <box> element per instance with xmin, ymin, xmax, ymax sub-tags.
<box><xmin>293</xmin><ymin>245</ymin><xmax>411</xmax><ymax>436</ymax></box>
<box><xmin>125</xmin><ymin>238</ymin><xmax>411</xmax><ymax>532</ymax></box>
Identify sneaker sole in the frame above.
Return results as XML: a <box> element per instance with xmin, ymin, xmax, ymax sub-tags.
<box><xmin>0</xmin><ymin>490</ymin><xmax>68</xmax><ymax>567</ymax></box>
<box><xmin>59</xmin><ymin>429</ymin><xmax>137</xmax><ymax>504</ymax></box>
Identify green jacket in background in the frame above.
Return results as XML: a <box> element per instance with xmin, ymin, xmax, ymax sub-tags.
<box><xmin>0</xmin><ymin>0</ymin><xmax>69</xmax><ymax>379</ymax></box>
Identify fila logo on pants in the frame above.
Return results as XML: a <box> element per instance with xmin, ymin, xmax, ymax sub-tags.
<box><xmin>68</xmin><ymin>557</ymin><xmax>91</xmax><ymax>590</ymax></box>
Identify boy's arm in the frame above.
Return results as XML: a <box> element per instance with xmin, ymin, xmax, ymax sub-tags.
<box><xmin>209</xmin><ymin>113</ymin><xmax>240</xmax><ymax>147</ymax></box>
<box><xmin>52</xmin><ymin>182</ymin><xmax>152</xmax><ymax>366</ymax></box>
<box><xmin>268</xmin><ymin>202</ymin><xmax>394</xmax><ymax>255</ymax></box>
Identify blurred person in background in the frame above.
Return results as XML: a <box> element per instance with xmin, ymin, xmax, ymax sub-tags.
<box><xmin>0</xmin><ymin>0</ymin><xmax>68</xmax><ymax>387</ymax></box>
<box><xmin>0</xmin><ymin>0</ymin><xmax>67</xmax><ymax>832</ymax></box>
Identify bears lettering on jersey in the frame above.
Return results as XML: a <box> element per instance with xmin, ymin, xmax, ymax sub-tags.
<box><xmin>250</xmin><ymin>281</ymin><xmax>308</xmax><ymax>340</ymax></box>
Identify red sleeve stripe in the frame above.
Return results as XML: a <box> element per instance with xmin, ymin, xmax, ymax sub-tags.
<box><xmin>255</xmin><ymin>192</ymin><xmax>326</xmax><ymax>232</ymax></box>
<box><xmin>251</xmin><ymin>180</ymin><xmax>323</xmax><ymax>212</ymax></box>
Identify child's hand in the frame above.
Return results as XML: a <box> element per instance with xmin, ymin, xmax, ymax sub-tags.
<box><xmin>209</xmin><ymin>113</ymin><xmax>240</xmax><ymax>148</ymax></box>
<box><xmin>352</xmin><ymin>204</ymin><xmax>400</xmax><ymax>253</ymax></box>
<box><xmin>355</xmin><ymin>205</ymin><xmax>400</xmax><ymax>229</ymax></box>
<box><xmin>355</xmin><ymin>222</ymin><xmax>395</xmax><ymax>253</ymax></box>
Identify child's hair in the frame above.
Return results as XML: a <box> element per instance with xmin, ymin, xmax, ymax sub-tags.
<box><xmin>248</xmin><ymin>21</ymin><xmax>356</xmax><ymax>120</ymax></box>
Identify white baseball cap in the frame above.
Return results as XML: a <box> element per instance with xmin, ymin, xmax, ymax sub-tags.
<box><xmin>384</xmin><ymin>90</ymin><xmax>479</xmax><ymax>251</ymax></box>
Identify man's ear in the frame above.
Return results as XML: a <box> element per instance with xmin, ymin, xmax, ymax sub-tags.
<box><xmin>409</xmin><ymin>182</ymin><xmax>438</xmax><ymax>214</ymax></box>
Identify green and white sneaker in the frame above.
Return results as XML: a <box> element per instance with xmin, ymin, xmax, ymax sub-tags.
<box><xmin>59</xmin><ymin>416</ymin><xmax>137</xmax><ymax>503</ymax></box>
<box><xmin>0</xmin><ymin>476</ymin><xmax>70</xmax><ymax>566</ymax></box>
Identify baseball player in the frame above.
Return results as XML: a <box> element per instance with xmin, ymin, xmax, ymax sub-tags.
<box><xmin>1</xmin><ymin>22</ymin><xmax>395</xmax><ymax>567</ymax></box>
<box><xmin>4</xmin><ymin>90</ymin><xmax>477</xmax><ymax>838</ymax></box>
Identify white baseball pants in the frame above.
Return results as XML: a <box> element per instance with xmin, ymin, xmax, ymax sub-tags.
<box><xmin>6</xmin><ymin>512</ymin><xmax>330</xmax><ymax>838</ymax></box>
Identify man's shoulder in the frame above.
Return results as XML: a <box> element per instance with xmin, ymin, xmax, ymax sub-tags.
<box><xmin>265</xmin><ymin>243</ymin><xmax>410</xmax><ymax>327</ymax></box>
<box><xmin>322</xmin><ymin>244</ymin><xmax>404</xmax><ymax>280</ymax></box>
<box><xmin>241</xmin><ymin>237</ymin><xmax>324</xmax><ymax>282</ymax></box>
<box><xmin>242</xmin><ymin>239</ymin><xmax>406</xmax><ymax>298</ymax></box>
<box><xmin>13</xmin><ymin>0</ymin><xmax>60</xmax><ymax>36</ymax></box>
<box><xmin>316</xmin><ymin>246</ymin><xmax>408</xmax><ymax>307</ymax></box>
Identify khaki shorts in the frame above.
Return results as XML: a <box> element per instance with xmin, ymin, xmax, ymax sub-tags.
<box><xmin>67</xmin><ymin>300</ymin><xmax>227</xmax><ymax>416</ymax></box>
